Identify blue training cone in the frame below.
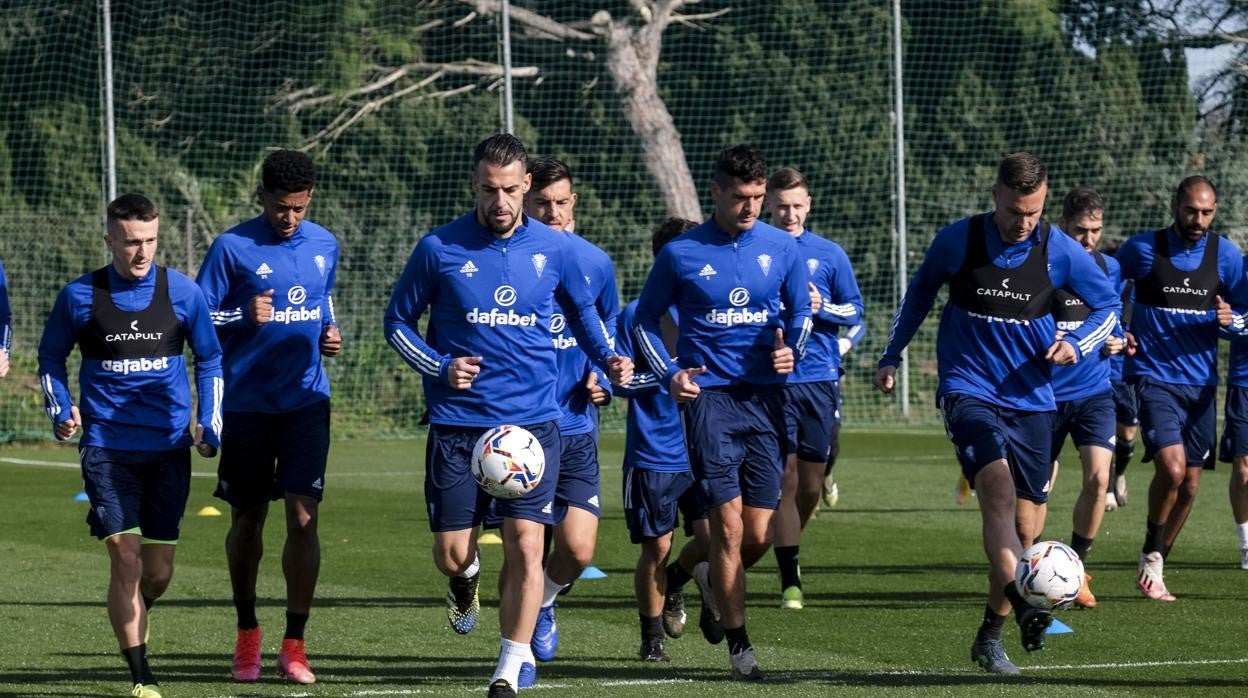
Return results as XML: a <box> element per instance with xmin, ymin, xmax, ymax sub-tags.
<box><xmin>578</xmin><ymin>565</ymin><xmax>607</xmax><ymax>580</ymax></box>
<box><xmin>1046</xmin><ymin>618</ymin><xmax>1074</xmax><ymax>635</ymax></box>
<box><xmin>74</xmin><ymin>492</ymin><xmax>89</xmax><ymax>502</ymax></box>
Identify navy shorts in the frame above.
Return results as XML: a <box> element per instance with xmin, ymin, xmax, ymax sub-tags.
<box><xmin>622</xmin><ymin>466</ymin><xmax>708</xmax><ymax>544</ymax></box>
<box><xmin>1051</xmin><ymin>390</ymin><xmax>1117</xmax><ymax>462</ymax></box>
<box><xmin>682</xmin><ymin>384</ymin><xmax>787</xmax><ymax>510</ymax></box>
<box><xmin>784</xmin><ymin>380</ymin><xmax>841</xmax><ymax>463</ymax></box>
<box><xmin>1111</xmin><ymin>379</ymin><xmax>1139</xmax><ymax>426</ymax></box>
<box><xmin>215</xmin><ymin>399</ymin><xmax>331</xmax><ymax>509</ymax></box>
<box><xmin>425</xmin><ymin>420</ymin><xmax>561</xmax><ymax>532</ymax></box>
<box><xmin>556</xmin><ymin>431</ymin><xmax>601</xmax><ymax>521</ymax></box>
<box><xmin>81</xmin><ymin>446</ymin><xmax>191</xmax><ymax>542</ymax></box>
<box><xmin>1219</xmin><ymin>385</ymin><xmax>1248</xmax><ymax>463</ymax></box>
<box><xmin>940</xmin><ymin>394</ymin><xmax>1054</xmax><ymax>504</ymax></box>
<box><xmin>1134</xmin><ymin>377</ymin><xmax>1216</xmax><ymax>468</ymax></box>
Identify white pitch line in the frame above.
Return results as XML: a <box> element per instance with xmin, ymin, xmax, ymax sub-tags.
<box><xmin>1029</xmin><ymin>657</ymin><xmax>1248</xmax><ymax>671</ymax></box>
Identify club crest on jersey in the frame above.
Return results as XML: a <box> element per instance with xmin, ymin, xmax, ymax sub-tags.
<box><xmin>807</xmin><ymin>258</ymin><xmax>819</xmax><ymax>275</ymax></box>
<box><xmin>459</xmin><ymin>260</ymin><xmax>479</xmax><ymax>277</ymax></box>
<box><xmin>531</xmin><ymin>253</ymin><xmax>547</xmax><ymax>277</ymax></box>
<box><xmin>255</xmin><ymin>262</ymin><xmax>273</xmax><ymax>279</ymax></box>
<box><xmin>314</xmin><ymin>255</ymin><xmax>326</xmax><ymax>276</ymax></box>
<box><xmin>757</xmin><ymin>254</ymin><xmax>772</xmax><ymax>276</ymax></box>
<box><xmin>698</xmin><ymin>264</ymin><xmax>717</xmax><ymax>278</ymax></box>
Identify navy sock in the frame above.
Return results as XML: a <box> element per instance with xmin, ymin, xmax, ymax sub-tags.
<box><xmin>774</xmin><ymin>545</ymin><xmax>801</xmax><ymax>591</ymax></box>
<box><xmin>639</xmin><ymin>614</ymin><xmax>663</xmax><ymax>641</ymax></box>
<box><xmin>724</xmin><ymin>625</ymin><xmax>751</xmax><ymax>655</ymax></box>
<box><xmin>1143</xmin><ymin>520</ymin><xmax>1165</xmax><ymax>555</ymax></box>
<box><xmin>142</xmin><ymin>594</ymin><xmax>156</xmax><ymax>611</ymax></box>
<box><xmin>1071</xmin><ymin>532</ymin><xmax>1094</xmax><ymax>562</ymax></box>
<box><xmin>976</xmin><ymin>605</ymin><xmax>1007</xmax><ymax>641</ymax></box>
<box><xmin>235</xmin><ymin>598</ymin><xmax>258</xmax><ymax>630</ymax></box>
<box><xmin>121</xmin><ymin>644</ymin><xmax>155</xmax><ymax>685</ymax></box>
<box><xmin>1114</xmin><ymin>437</ymin><xmax>1134</xmax><ymax>475</ymax></box>
<box><xmin>284</xmin><ymin>611</ymin><xmax>309</xmax><ymax>640</ymax></box>
<box><xmin>665</xmin><ymin>562</ymin><xmax>693</xmax><ymax>591</ymax></box>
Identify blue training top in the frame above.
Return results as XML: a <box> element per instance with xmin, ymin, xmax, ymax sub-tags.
<box><xmin>1052</xmin><ymin>251</ymin><xmax>1122</xmax><ymax>402</ymax></box>
<box><xmin>790</xmin><ymin>229</ymin><xmax>863</xmax><ymax>384</ymax></box>
<box><xmin>552</xmin><ymin>231</ymin><xmax>619</xmax><ymax>436</ymax></box>
<box><xmin>0</xmin><ymin>259</ymin><xmax>11</xmax><ymax>353</ymax></box>
<box><xmin>614</xmin><ymin>300</ymin><xmax>689</xmax><ymax>473</ymax></box>
<box><xmin>196</xmin><ymin>215</ymin><xmax>339</xmax><ymax>413</ymax></box>
<box><xmin>1117</xmin><ymin>227</ymin><xmax>1247</xmax><ymax>387</ymax></box>
<box><xmin>880</xmin><ymin>213</ymin><xmax>1120</xmax><ymax>412</ymax></box>
<box><xmin>38</xmin><ymin>264</ymin><xmax>223</xmax><ymax>450</ymax></box>
<box><xmin>633</xmin><ymin>218</ymin><xmax>812</xmax><ymax>389</ymax></box>
<box><xmin>385</xmin><ymin>212</ymin><xmax>616</xmax><ymax>428</ymax></box>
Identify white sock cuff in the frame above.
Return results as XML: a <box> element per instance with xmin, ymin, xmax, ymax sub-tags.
<box><xmin>459</xmin><ymin>553</ymin><xmax>481</xmax><ymax>579</ymax></box>
<box><xmin>1236</xmin><ymin>522</ymin><xmax>1248</xmax><ymax>549</ymax></box>
<box><xmin>541</xmin><ymin>571</ymin><xmax>567</xmax><ymax>608</ymax></box>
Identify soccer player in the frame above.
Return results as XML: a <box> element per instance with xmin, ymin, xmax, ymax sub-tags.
<box><xmin>633</xmin><ymin>144</ymin><xmax>812</xmax><ymax>681</ymax></box>
<box><xmin>876</xmin><ymin>153</ymin><xmax>1119</xmax><ymax>675</ymax></box>
<box><xmin>0</xmin><ymin>256</ymin><xmax>10</xmax><ymax>379</ymax></box>
<box><xmin>384</xmin><ymin>134</ymin><xmax>630</xmax><ymax>698</ymax></box>
<box><xmin>38</xmin><ymin>193</ymin><xmax>223</xmax><ymax>698</ymax></box>
<box><xmin>1045</xmin><ymin>187</ymin><xmax>1123</xmax><ymax>609</ymax></box>
<box><xmin>1224</xmin><ymin>278</ymin><xmax>1248</xmax><ymax>569</ymax></box>
<box><xmin>196</xmin><ymin>150</ymin><xmax>341</xmax><ymax>684</ymax></box>
<box><xmin>1104</xmin><ymin>240</ymin><xmax>1138</xmax><ymax>513</ymax></box>
<box><xmin>1117</xmin><ymin>176</ymin><xmax>1246</xmax><ymax>600</ymax></box>
<box><xmin>615</xmin><ymin>216</ymin><xmax>711</xmax><ymax>662</ymax></box>
<box><xmin>520</xmin><ymin>157</ymin><xmax>619</xmax><ymax>664</ymax></box>
<box><xmin>821</xmin><ymin>321</ymin><xmax>865</xmax><ymax>509</ymax></box>
<box><xmin>764</xmin><ymin>167</ymin><xmax>864</xmax><ymax>609</ymax></box>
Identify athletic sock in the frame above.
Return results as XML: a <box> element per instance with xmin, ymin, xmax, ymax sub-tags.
<box><xmin>235</xmin><ymin>598</ymin><xmax>259</xmax><ymax>630</ymax></box>
<box><xmin>490</xmin><ymin>638</ymin><xmax>530</xmax><ymax>687</ymax></box>
<box><xmin>540</xmin><ymin>571</ymin><xmax>567</xmax><ymax>608</ymax></box>
<box><xmin>1070</xmin><ymin>532</ymin><xmax>1094</xmax><ymax>562</ymax></box>
<box><xmin>774</xmin><ymin>545</ymin><xmax>801</xmax><ymax>590</ymax></box>
<box><xmin>142</xmin><ymin>594</ymin><xmax>156</xmax><ymax>611</ymax></box>
<box><xmin>976</xmin><ymin>605</ymin><xmax>1007</xmax><ymax>641</ymax></box>
<box><xmin>1143</xmin><ymin>520</ymin><xmax>1165</xmax><ymax>556</ymax></box>
<box><xmin>1114</xmin><ymin>437</ymin><xmax>1134</xmax><ymax>476</ymax></box>
<box><xmin>1237</xmin><ymin>522</ymin><xmax>1248</xmax><ymax>550</ymax></box>
<box><xmin>1003</xmin><ymin>582</ymin><xmax>1026</xmax><ymax>618</ymax></box>
<box><xmin>121</xmin><ymin>644</ymin><xmax>156</xmax><ymax>686</ymax></box>
<box><xmin>284</xmin><ymin>611</ymin><xmax>309</xmax><ymax>640</ymax></box>
<box><xmin>724</xmin><ymin>625</ymin><xmax>752</xmax><ymax>655</ymax></box>
<box><xmin>665</xmin><ymin>561</ymin><xmax>693</xmax><ymax>591</ymax></box>
<box><xmin>639</xmin><ymin>613</ymin><xmax>664</xmax><ymax>641</ymax></box>
<box><xmin>459</xmin><ymin>552</ymin><xmax>480</xmax><ymax>579</ymax></box>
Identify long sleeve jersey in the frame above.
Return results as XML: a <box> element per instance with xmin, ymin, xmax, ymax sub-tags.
<box><xmin>880</xmin><ymin>213</ymin><xmax>1120</xmax><ymax>412</ymax></box>
<box><xmin>1052</xmin><ymin>250</ymin><xmax>1121</xmax><ymax>402</ymax></box>
<box><xmin>553</xmin><ymin>231</ymin><xmax>619</xmax><ymax>435</ymax></box>
<box><xmin>1225</xmin><ymin>255</ymin><xmax>1248</xmax><ymax>388</ymax></box>
<box><xmin>38</xmin><ymin>265</ymin><xmax>223</xmax><ymax>450</ymax></box>
<box><xmin>1117</xmin><ymin>227</ymin><xmax>1247</xmax><ymax>387</ymax></box>
<box><xmin>0</xmin><ymin>259</ymin><xmax>11</xmax><ymax>352</ymax></box>
<box><xmin>614</xmin><ymin>300</ymin><xmax>689</xmax><ymax>473</ymax></box>
<box><xmin>385</xmin><ymin>213</ymin><xmax>616</xmax><ymax>428</ymax></box>
<box><xmin>791</xmin><ymin>230</ymin><xmax>863</xmax><ymax>384</ymax></box>
<box><xmin>633</xmin><ymin>219</ymin><xmax>812</xmax><ymax>389</ymax></box>
<box><xmin>196</xmin><ymin>215</ymin><xmax>339</xmax><ymax>413</ymax></box>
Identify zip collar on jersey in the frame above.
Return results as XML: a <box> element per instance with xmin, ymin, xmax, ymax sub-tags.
<box><xmin>259</xmin><ymin>215</ymin><xmax>305</xmax><ymax>243</ymax></box>
<box><xmin>708</xmin><ymin>217</ymin><xmax>758</xmax><ymax>244</ymax></box>
<box><xmin>105</xmin><ymin>263</ymin><xmax>155</xmax><ymax>291</ymax></box>
<box><xmin>982</xmin><ymin>212</ymin><xmax>1044</xmax><ymax>262</ymax></box>
<box><xmin>1163</xmin><ymin>225</ymin><xmax>1210</xmax><ymax>257</ymax></box>
<box><xmin>467</xmin><ymin>210</ymin><xmax>532</xmax><ymax>247</ymax></box>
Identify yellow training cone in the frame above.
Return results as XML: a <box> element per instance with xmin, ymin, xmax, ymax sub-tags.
<box><xmin>478</xmin><ymin>531</ymin><xmax>503</xmax><ymax>545</ymax></box>
<box><xmin>197</xmin><ymin>505</ymin><xmax>223</xmax><ymax>517</ymax></box>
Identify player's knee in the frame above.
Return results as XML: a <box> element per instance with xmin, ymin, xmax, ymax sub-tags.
<box><xmin>640</xmin><ymin>536</ymin><xmax>672</xmax><ymax>565</ymax></box>
<box><xmin>142</xmin><ymin>567</ymin><xmax>174</xmax><ymax>597</ymax></box>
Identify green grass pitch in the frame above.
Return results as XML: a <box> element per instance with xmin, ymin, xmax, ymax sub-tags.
<box><xmin>1</xmin><ymin>429</ymin><xmax>1246</xmax><ymax>696</ymax></box>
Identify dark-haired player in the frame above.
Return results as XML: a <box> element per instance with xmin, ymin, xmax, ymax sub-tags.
<box><xmin>634</xmin><ymin>145</ymin><xmax>812</xmax><ymax>681</ymax></box>
<box><xmin>197</xmin><ymin>150</ymin><xmax>341</xmax><ymax>684</ymax></box>
<box><xmin>1117</xmin><ymin>176</ymin><xmax>1247</xmax><ymax>600</ymax></box>
<box><xmin>39</xmin><ymin>193</ymin><xmax>223</xmax><ymax>698</ymax></box>
<box><xmin>876</xmin><ymin>153</ymin><xmax>1119</xmax><ymax>675</ymax></box>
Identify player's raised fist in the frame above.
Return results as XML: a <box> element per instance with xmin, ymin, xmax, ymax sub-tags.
<box><xmin>808</xmin><ymin>282</ymin><xmax>822</xmax><ymax>314</ymax></box>
<box><xmin>320</xmin><ymin>325</ymin><xmax>342</xmax><ymax>357</ymax></box>
<box><xmin>873</xmin><ymin>365</ymin><xmax>896</xmax><ymax>394</ymax></box>
<box><xmin>607</xmin><ymin>355</ymin><xmax>634</xmax><ymax>386</ymax></box>
<box><xmin>56</xmin><ymin>405</ymin><xmax>81</xmax><ymax>441</ymax></box>
<box><xmin>1102</xmin><ymin>335</ymin><xmax>1125</xmax><ymax>356</ymax></box>
<box><xmin>586</xmin><ymin>371</ymin><xmax>610</xmax><ymax>406</ymax></box>
<box><xmin>671</xmin><ymin>366</ymin><xmax>706</xmax><ymax>403</ymax></box>
<box><xmin>1216</xmin><ymin>294</ymin><xmax>1233</xmax><ymax>328</ymax></box>
<box><xmin>772</xmin><ymin>328</ymin><xmax>794</xmax><ymax>374</ymax></box>
<box><xmin>193</xmin><ymin>423</ymin><xmax>218</xmax><ymax>458</ymax></box>
<box><xmin>1124</xmin><ymin>330</ymin><xmax>1138</xmax><ymax>357</ymax></box>
<box><xmin>448</xmin><ymin>356</ymin><xmax>482</xmax><ymax>390</ymax></box>
<box><xmin>247</xmin><ymin>289</ymin><xmax>276</xmax><ymax>324</ymax></box>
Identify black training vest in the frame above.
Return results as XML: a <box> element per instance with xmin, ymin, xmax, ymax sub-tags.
<box><xmin>1133</xmin><ymin>229</ymin><xmax>1221</xmax><ymax>311</ymax></box>
<box><xmin>947</xmin><ymin>214</ymin><xmax>1055</xmax><ymax>321</ymax></box>
<box><xmin>1051</xmin><ymin>251</ymin><xmax>1109</xmax><ymax>324</ymax></box>
<box><xmin>77</xmin><ymin>266</ymin><xmax>185</xmax><ymax>360</ymax></box>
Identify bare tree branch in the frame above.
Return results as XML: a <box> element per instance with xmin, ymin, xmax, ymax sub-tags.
<box><xmin>457</xmin><ymin>0</ymin><xmax>595</xmax><ymax>41</ymax></box>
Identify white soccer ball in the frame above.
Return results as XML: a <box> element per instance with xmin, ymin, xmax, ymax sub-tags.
<box><xmin>471</xmin><ymin>425</ymin><xmax>546</xmax><ymax>499</ymax></box>
<box><xmin>1015</xmin><ymin>540</ymin><xmax>1085</xmax><ymax>610</ymax></box>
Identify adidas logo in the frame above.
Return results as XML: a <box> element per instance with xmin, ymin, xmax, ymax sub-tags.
<box><xmin>460</xmin><ymin>260</ymin><xmax>479</xmax><ymax>277</ymax></box>
<box><xmin>311</xmin><ymin>477</ymin><xmax>323</xmax><ymax>490</ymax></box>
<box><xmin>541</xmin><ymin>501</ymin><xmax>553</xmax><ymax>514</ymax></box>
<box><xmin>587</xmin><ymin>495</ymin><xmax>599</xmax><ymax>508</ymax></box>
<box><xmin>698</xmin><ymin>264</ymin><xmax>717</xmax><ymax>278</ymax></box>
<box><xmin>255</xmin><ymin>262</ymin><xmax>274</xmax><ymax>278</ymax></box>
